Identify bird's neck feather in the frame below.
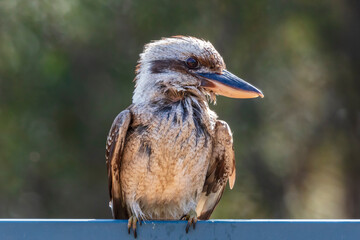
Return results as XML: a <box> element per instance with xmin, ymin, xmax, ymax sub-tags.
<box><xmin>132</xmin><ymin>68</ymin><xmax>209</xmax><ymax>105</ymax></box>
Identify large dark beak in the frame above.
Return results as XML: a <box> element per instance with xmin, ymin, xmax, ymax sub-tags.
<box><xmin>198</xmin><ymin>70</ymin><xmax>264</xmax><ymax>99</ymax></box>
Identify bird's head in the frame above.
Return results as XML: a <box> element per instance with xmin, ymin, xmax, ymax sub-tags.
<box><xmin>133</xmin><ymin>36</ymin><xmax>263</xmax><ymax>104</ymax></box>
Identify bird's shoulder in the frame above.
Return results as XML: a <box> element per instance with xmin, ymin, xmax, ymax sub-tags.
<box><xmin>207</xmin><ymin>120</ymin><xmax>236</xmax><ymax>192</ymax></box>
<box><xmin>214</xmin><ymin>120</ymin><xmax>233</xmax><ymax>144</ymax></box>
<box><xmin>105</xmin><ymin>109</ymin><xmax>132</xmax><ymax>162</ymax></box>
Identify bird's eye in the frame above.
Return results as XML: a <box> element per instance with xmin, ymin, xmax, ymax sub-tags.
<box><xmin>185</xmin><ymin>57</ymin><xmax>199</xmax><ymax>69</ymax></box>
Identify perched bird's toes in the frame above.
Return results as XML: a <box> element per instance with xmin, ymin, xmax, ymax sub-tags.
<box><xmin>193</xmin><ymin>218</ymin><xmax>197</xmax><ymax>230</ymax></box>
<box><xmin>182</xmin><ymin>209</ymin><xmax>197</xmax><ymax>234</ymax></box>
<box><xmin>127</xmin><ymin>216</ymin><xmax>138</xmax><ymax>238</ymax></box>
<box><xmin>186</xmin><ymin>221</ymin><xmax>191</xmax><ymax>233</ymax></box>
<box><xmin>132</xmin><ymin>217</ymin><xmax>137</xmax><ymax>238</ymax></box>
<box><xmin>127</xmin><ymin>217</ymin><xmax>132</xmax><ymax>234</ymax></box>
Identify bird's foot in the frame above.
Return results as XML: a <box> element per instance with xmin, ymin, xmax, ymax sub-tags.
<box><xmin>181</xmin><ymin>209</ymin><xmax>198</xmax><ymax>233</ymax></box>
<box><xmin>127</xmin><ymin>215</ymin><xmax>141</xmax><ymax>238</ymax></box>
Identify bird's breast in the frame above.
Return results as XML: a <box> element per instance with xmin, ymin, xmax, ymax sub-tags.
<box><xmin>121</xmin><ymin>101</ymin><xmax>216</xmax><ymax>219</ymax></box>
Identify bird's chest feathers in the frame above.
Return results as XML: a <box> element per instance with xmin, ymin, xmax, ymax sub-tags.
<box><xmin>159</xmin><ymin>103</ymin><xmax>209</xmax><ymax>146</ymax></box>
<box><xmin>126</xmin><ymin>99</ymin><xmax>215</xmax><ymax>205</ymax></box>
<box><xmin>132</xmin><ymin>99</ymin><xmax>214</xmax><ymax>164</ymax></box>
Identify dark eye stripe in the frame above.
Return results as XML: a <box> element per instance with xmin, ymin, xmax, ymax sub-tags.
<box><xmin>185</xmin><ymin>57</ymin><xmax>199</xmax><ymax>69</ymax></box>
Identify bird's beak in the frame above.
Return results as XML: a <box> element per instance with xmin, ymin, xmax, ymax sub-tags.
<box><xmin>198</xmin><ymin>70</ymin><xmax>264</xmax><ymax>99</ymax></box>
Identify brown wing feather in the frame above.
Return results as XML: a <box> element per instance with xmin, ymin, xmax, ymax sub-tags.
<box><xmin>106</xmin><ymin>109</ymin><xmax>132</xmax><ymax>219</ymax></box>
<box><xmin>196</xmin><ymin>120</ymin><xmax>236</xmax><ymax>219</ymax></box>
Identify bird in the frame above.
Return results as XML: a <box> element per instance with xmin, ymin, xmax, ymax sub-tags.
<box><xmin>105</xmin><ymin>36</ymin><xmax>263</xmax><ymax>238</ymax></box>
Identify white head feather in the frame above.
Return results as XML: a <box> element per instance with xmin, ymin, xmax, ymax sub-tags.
<box><xmin>132</xmin><ymin>36</ymin><xmax>225</xmax><ymax>104</ymax></box>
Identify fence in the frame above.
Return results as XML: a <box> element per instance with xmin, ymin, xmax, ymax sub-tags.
<box><xmin>1</xmin><ymin>219</ymin><xmax>360</xmax><ymax>239</ymax></box>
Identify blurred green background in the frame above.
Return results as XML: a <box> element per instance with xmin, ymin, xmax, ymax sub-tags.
<box><xmin>0</xmin><ymin>0</ymin><xmax>359</xmax><ymax>219</ymax></box>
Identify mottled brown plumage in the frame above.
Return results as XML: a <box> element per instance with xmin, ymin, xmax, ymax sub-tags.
<box><xmin>105</xmin><ymin>36</ymin><xmax>263</xmax><ymax>237</ymax></box>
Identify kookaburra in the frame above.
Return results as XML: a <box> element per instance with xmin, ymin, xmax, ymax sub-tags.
<box><xmin>105</xmin><ymin>36</ymin><xmax>263</xmax><ymax>237</ymax></box>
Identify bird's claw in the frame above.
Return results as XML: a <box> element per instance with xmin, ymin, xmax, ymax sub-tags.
<box><xmin>181</xmin><ymin>209</ymin><xmax>197</xmax><ymax>233</ymax></box>
<box><xmin>127</xmin><ymin>216</ymin><xmax>138</xmax><ymax>238</ymax></box>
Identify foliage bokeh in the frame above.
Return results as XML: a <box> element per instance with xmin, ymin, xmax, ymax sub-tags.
<box><xmin>0</xmin><ymin>0</ymin><xmax>359</xmax><ymax>219</ymax></box>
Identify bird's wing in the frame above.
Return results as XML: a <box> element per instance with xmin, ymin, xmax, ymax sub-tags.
<box><xmin>196</xmin><ymin>120</ymin><xmax>236</xmax><ymax>220</ymax></box>
<box><xmin>106</xmin><ymin>109</ymin><xmax>132</xmax><ymax>219</ymax></box>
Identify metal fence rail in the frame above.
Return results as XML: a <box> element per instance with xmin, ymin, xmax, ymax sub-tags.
<box><xmin>1</xmin><ymin>219</ymin><xmax>360</xmax><ymax>240</ymax></box>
